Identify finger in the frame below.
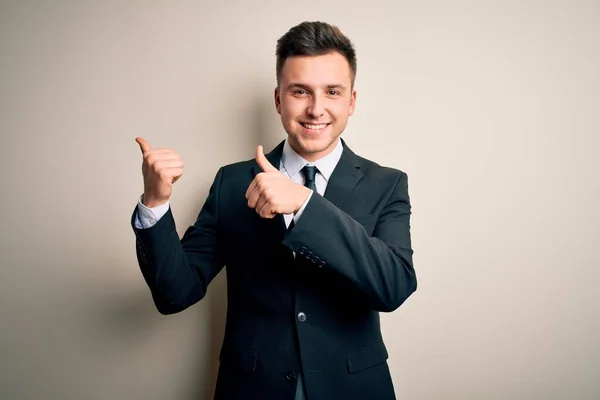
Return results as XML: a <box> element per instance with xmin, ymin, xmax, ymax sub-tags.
<box><xmin>152</xmin><ymin>160</ymin><xmax>184</xmax><ymax>171</ymax></box>
<box><xmin>157</xmin><ymin>167</ymin><xmax>183</xmax><ymax>183</ymax></box>
<box><xmin>257</xmin><ymin>196</ymin><xmax>275</xmax><ymax>219</ymax></box>
<box><xmin>145</xmin><ymin>148</ymin><xmax>178</xmax><ymax>155</ymax></box>
<box><xmin>146</xmin><ymin>154</ymin><xmax>182</xmax><ymax>167</ymax></box>
<box><xmin>135</xmin><ymin>137</ymin><xmax>151</xmax><ymax>154</ymax></box>
<box><xmin>255</xmin><ymin>194</ymin><xmax>269</xmax><ymax>215</ymax></box>
<box><xmin>255</xmin><ymin>145</ymin><xmax>278</xmax><ymax>173</ymax></box>
<box><xmin>245</xmin><ymin>173</ymin><xmax>267</xmax><ymax>201</ymax></box>
<box><xmin>247</xmin><ymin>183</ymin><xmax>263</xmax><ymax>208</ymax></box>
<box><xmin>171</xmin><ymin>168</ymin><xmax>183</xmax><ymax>183</ymax></box>
<box><xmin>245</xmin><ymin>178</ymin><xmax>258</xmax><ymax>200</ymax></box>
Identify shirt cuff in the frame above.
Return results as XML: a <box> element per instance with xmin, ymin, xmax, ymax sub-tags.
<box><xmin>293</xmin><ymin>190</ymin><xmax>313</xmax><ymax>224</ymax></box>
<box><xmin>134</xmin><ymin>195</ymin><xmax>170</xmax><ymax>229</ymax></box>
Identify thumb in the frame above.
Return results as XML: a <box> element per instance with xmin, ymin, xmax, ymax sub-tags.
<box><xmin>135</xmin><ymin>137</ymin><xmax>151</xmax><ymax>154</ymax></box>
<box><xmin>256</xmin><ymin>145</ymin><xmax>278</xmax><ymax>172</ymax></box>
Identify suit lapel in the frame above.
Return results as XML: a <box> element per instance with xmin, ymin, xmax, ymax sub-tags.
<box><xmin>323</xmin><ymin>140</ymin><xmax>363</xmax><ymax>211</ymax></box>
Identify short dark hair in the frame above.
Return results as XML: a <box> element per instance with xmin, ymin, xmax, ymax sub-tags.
<box><xmin>275</xmin><ymin>21</ymin><xmax>357</xmax><ymax>87</ymax></box>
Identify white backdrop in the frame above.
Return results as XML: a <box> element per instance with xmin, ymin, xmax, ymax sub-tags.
<box><xmin>1</xmin><ymin>1</ymin><xmax>599</xmax><ymax>399</ymax></box>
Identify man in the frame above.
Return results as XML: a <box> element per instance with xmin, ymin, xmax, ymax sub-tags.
<box><xmin>132</xmin><ymin>21</ymin><xmax>417</xmax><ymax>400</ymax></box>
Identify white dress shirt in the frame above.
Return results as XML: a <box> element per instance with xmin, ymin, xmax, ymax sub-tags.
<box><xmin>134</xmin><ymin>138</ymin><xmax>343</xmax><ymax>229</ymax></box>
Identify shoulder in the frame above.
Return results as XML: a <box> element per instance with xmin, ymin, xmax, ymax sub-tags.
<box><xmin>350</xmin><ymin>153</ymin><xmax>411</xmax><ymax>203</ymax></box>
<box><xmin>350</xmin><ymin>150</ymin><xmax>408</xmax><ymax>184</ymax></box>
<box><xmin>220</xmin><ymin>158</ymin><xmax>256</xmax><ymax>174</ymax></box>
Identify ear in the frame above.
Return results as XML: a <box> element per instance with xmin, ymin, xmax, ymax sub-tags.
<box><xmin>348</xmin><ymin>88</ymin><xmax>357</xmax><ymax>116</ymax></box>
<box><xmin>274</xmin><ymin>87</ymin><xmax>281</xmax><ymax>114</ymax></box>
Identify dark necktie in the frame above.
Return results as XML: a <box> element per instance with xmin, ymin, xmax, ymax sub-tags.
<box><xmin>301</xmin><ymin>165</ymin><xmax>317</xmax><ymax>192</ymax></box>
<box><xmin>287</xmin><ymin>165</ymin><xmax>318</xmax><ymax>232</ymax></box>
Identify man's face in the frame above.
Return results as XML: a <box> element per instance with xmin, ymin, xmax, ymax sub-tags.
<box><xmin>275</xmin><ymin>52</ymin><xmax>356</xmax><ymax>162</ymax></box>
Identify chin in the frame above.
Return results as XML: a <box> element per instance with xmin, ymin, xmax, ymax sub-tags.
<box><xmin>297</xmin><ymin>137</ymin><xmax>337</xmax><ymax>157</ymax></box>
<box><xmin>296</xmin><ymin>135</ymin><xmax>324</xmax><ymax>147</ymax></box>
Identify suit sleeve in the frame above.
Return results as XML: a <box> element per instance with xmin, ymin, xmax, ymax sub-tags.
<box><xmin>282</xmin><ymin>171</ymin><xmax>416</xmax><ymax>312</ymax></box>
<box><xmin>132</xmin><ymin>167</ymin><xmax>226</xmax><ymax>315</ymax></box>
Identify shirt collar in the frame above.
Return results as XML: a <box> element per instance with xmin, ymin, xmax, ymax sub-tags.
<box><xmin>281</xmin><ymin>138</ymin><xmax>343</xmax><ymax>182</ymax></box>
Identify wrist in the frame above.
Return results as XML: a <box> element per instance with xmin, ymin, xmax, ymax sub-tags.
<box><xmin>294</xmin><ymin>187</ymin><xmax>312</xmax><ymax>214</ymax></box>
<box><xmin>142</xmin><ymin>194</ymin><xmax>169</xmax><ymax>208</ymax></box>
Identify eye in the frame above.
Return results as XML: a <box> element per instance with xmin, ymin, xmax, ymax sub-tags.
<box><xmin>293</xmin><ymin>89</ymin><xmax>308</xmax><ymax>96</ymax></box>
<box><xmin>327</xmin><ymin>90</ymin><xmax>340</xmax><ymax>96</ymax></box>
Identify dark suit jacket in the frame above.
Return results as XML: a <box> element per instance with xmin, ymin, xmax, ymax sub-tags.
<box><xmin>132</xmin><ymin>139</ymin><xmax>417</xmax><ymax>400</ymax></box>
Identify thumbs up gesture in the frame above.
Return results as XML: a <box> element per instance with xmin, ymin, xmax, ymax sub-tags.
<box><xmin>135</xmin><ymin>137</ymin><xmax>184</xmax><ymax>208</ymax></box>
<box><xmin>245</xmin><ymin>145</ymin><xmax>311</xmax><ymax>218</ymax></box>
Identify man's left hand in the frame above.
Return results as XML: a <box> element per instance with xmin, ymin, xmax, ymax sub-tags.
<box><xmin>246</xmin><ymin>145</ymin><xmax>311</xmax><ymax>219</ymax></box>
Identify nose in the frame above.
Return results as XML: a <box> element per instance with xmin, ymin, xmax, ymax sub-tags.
<box><xmin>307</xmin><ymin>94</ymin><xmax>324</xmax><ymax>118</ymax></box>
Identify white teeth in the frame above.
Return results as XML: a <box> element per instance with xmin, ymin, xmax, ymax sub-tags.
<box><xmin>302</xmin><ymin>123</ymin><xmax>328</xmax><ymax>130</ymax></box>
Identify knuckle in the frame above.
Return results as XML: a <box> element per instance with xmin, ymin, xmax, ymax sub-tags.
<box><xmin>151</xmin><ymin>161</ymin><xmax>162</xmax><ymax>172</ymax></box>
<box><xmin>158</xmin><ymin>170</ymin><xmax>169</xmax><ymax>180</ymax></box>
<box><xmin>270</xmin><ymin>201</ymin><xmax>279</xmax><ymax>211</ymax></box>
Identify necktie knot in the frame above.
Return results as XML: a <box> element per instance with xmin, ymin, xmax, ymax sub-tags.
<box><xmin>301</xmin><ymin>165</ymin><xmax>317</xmax><ymax>191</ymax></box>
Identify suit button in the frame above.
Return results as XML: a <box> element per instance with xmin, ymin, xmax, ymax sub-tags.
<box><xmin>297</xmin><ymin>312</ymin><xmax>307</xmax><ymax>322</ymax></box>
<box><xmin>285</xmin><ymin>371</ymin><xmax>297</xmax><ymax>380</ymax></box>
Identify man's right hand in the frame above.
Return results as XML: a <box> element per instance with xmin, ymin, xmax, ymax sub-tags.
<box><xmin>136</xmin><ymin>137</ymin><xmax>184</xmax><ymax>208</ymax></box>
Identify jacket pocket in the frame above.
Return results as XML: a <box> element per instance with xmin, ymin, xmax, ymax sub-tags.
<box><xmin>219</xmin><ymin>348</ymin><xmax>257</xmax><ymax>373</ymax></box>
<box><xmin>346</xmin><ymin>341</ymin><xmax>389</xmax><ymax>373</ymax></box>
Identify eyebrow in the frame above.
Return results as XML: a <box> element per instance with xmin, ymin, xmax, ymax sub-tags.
<box><xmin>286</xmin><ymin>83</ymin><xmax>347</xmax><ymax>91</ymax></box>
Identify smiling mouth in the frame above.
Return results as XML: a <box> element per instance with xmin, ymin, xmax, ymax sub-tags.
<box><xmin>300</xmin><ymin>122</ymin><xmax>331</xmax><ymax>131</ymax></box>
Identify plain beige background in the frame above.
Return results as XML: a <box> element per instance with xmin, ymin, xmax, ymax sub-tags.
<box><xmin>1</xmin><ymin>1</ymin><xmax>599</xmax><ymax>399</ymax></box>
